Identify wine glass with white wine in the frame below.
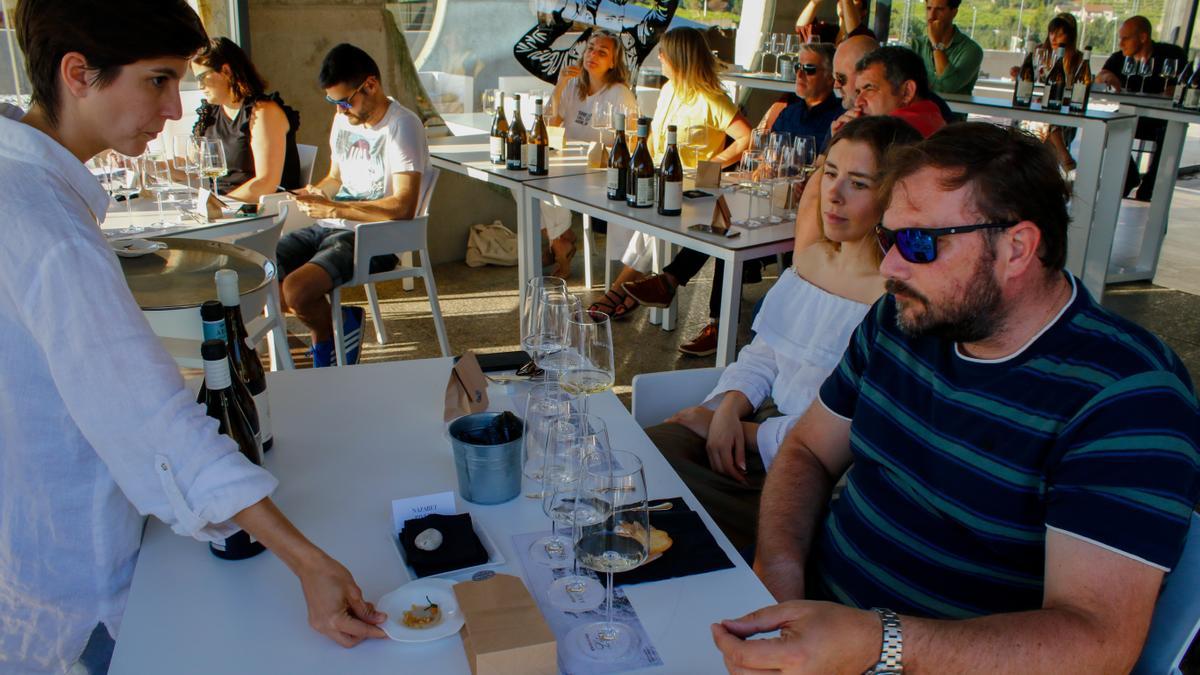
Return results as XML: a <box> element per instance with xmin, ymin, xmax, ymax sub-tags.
<box><xmin>198</xmin><ymin>139</ymin><xmax>227</xmax><ymax>196</ymax></box>
<box><xmin>558</xmin><ymin>309</ymin><xmax>615</xmax><ymax>414</ymax></box>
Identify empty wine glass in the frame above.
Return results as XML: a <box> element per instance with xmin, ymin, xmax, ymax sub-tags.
<box><xmin>521</xmin><ymin>276</ymin><xmax>568</xmax><ymax>374</ymax></box>
<box><xmin>1162</xmin><ymin>58</ymin><xmax>1179</xmax><ymax>89</ymax></box>
<box><xmin>528</xmin><ymin>412</ymin><xmax>588</xmax><ymax>567</ymax></box>
<box><xmin>591</xmin><ymin>100</ymin><xmax>612</xmax><ymax>144</ymax></box>
<box><xmin>1139</xmin><ymin>57</ymin><xmax>1155</xmax><ymax>93</ymax></box>
<box><xmin>1122</xmin><ymin>55</ymin><xmax>1139</xmax><ymax>91</ymax></box>
<box><xmin>545</xmin><ymin>412</ymin><xmax>610</xmax><ymax>612</ymax></box>
<box><xmin>170</xmin><ymin>134</ymin><xmax>198</xmax><ymax>209</ymax></box>
<box><xmin>198</xmin><ymin>139</ymin><xmax>227</xmax><ymax>195</ymax></box>
<box><xmin>565</xmin><ymin>450</ymin><xmax>649</xmax><ymax>661</ymax></box>
<box><xmin>522</xmin><ymin>382</ymin><xmax>573</xmax><ymax>493</ymax></box>
<box><xmin>732</xmin><ymin>151</ymin><xmax>765</xmax><ymax>227</ymax></box>
<box><xmin>141</xmin><ymin>154</ymin><xmax>174</xmax><ymax>227</ymax></box>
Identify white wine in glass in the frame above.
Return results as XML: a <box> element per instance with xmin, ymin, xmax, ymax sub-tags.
<box><xmin>199</xmin><ymin>139</ymin><xmax>227</xmax><ymax>195</ymax></box>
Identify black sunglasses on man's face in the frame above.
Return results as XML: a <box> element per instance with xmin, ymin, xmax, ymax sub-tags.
<box><xmin>875</xmin><ymin>222</ymin><xmax>1018</xmax><ymax>264</ymax></box>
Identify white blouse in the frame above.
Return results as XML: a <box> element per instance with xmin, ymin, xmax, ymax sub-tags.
<box><xmin>555</xmin><ymin>81</ymin><xmax>638</xmax><ymax>144</ymax></box>
<box><xmin>706</xmin><ymin>267</ymin><xmax>872</xmax><ymax>469</ymax></box>
<box><xmin>0</xmin><ymin>105</ymin><xmax>277</xmax><ymax>672</ymax></box>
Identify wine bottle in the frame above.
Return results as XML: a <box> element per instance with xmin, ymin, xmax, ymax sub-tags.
<box><xmin>505</xmin><ymin>94</ymin><xmax>527</xmax><ymax>170</ymax></box>
<box><xmin>1070</xmin><ymin>48</ymin><xmax>1093</xmax><ymax>114</ymax></box>
<box><xmin>607</xmin><ymin>111</ymin><xmax>630</xmax><ymax>201</ymax></box>
<box><xmin>201</xmin><ymin>339</ymin><xmax>266</xmax><ymax>561</ymax></box>
<box><xmin>198</xmin><ymin>300</ymin><xmax>261</xmax><ymax>453</ymax></box>
<box><xmin>1043</xmin><ymin>47</ymin><xmax>1066</xmax><ymax>110</ymax></box>
<box><xmin>215</xmin><ymin>269</ymin><xmax>273</xmax><ymax>453</ymax></box>
<box><xmin>627</xmin><ymin>117</ymin><xmax>654</xmax><ymax>209</ymax></box>
<box><xmin>1171</xmin><ymin>58</ymin><xmax>1192</xmax><ymax>107</ymax></box>
<box><xmin>528</xmin><ymin>98</ymin><xmax>549</xmax><ymax>176</ymax></box>
<box><xmin>490</xmin><ymin>91</ymin><xmax>508</xmax><ymax>165</ymax></box>
<box><xmin>1183</xmin><ymin>57</ymin><xmax>1200</xmax><ymax>110</ymax></box>
<box><xmin>657</xmin><ymin>125</ymin><xmax>683</xmax><ymax>216</ymax></box>
<box><xmin>1013</xmin><ymin>49</ymin><xmax>1035</xmax><ymax>108</ymax></box>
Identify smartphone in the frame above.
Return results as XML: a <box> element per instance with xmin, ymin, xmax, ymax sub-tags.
<box><xmin>457</xmin><ymin>350</ymin><xmax>534</xmax><ymax>373</ymax></box>
<box><xmin>235</xmin><ymin>203</ymin><xmax>259</xmax><ymax>216</ymax></box>
<box><xmin>688</xmin><ymin>223</ymin><xmax>741</xmax><ymax>238</ymax></box>
<box><xmin>682</xmin><ymin>189</ymin><xmax>712</xmax><ymax>199</ymax></box>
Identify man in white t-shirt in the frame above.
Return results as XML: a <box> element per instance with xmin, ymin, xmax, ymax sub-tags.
<box><xmin>279</xmin><ymin>43</ymin><xmax>430</xmax><ymax>367</ymax></box>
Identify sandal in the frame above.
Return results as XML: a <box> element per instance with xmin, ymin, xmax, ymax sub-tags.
<box><xmin>588</xmin><ymin>289</ymin><xmax>639</xmax><ymax>321</ymax></box>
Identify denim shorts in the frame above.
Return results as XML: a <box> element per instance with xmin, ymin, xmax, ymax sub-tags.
<box><xmin>275</xmin><ymin>225</ymin><xmax>399</xmax><ymax>286</ymax></box>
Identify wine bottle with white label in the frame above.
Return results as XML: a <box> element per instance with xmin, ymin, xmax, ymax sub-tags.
<box><xmin>198</xmin><ymin>300</ymin><xmax>261</xmax><ymax>454</ymax></box>
<box><xmin>1183</xmin><ymin>57</ymin><xmax>1200</xmax><ymax>110</ymax></box>
<box><xmin>1013</xmin><ymin>49</ymin><xmax>1035</xmax><ymax>108</ymax></box>
<box><xmin>657</xmin><ymin>125</ymin><xmax>683</xmax><ymax>216</ymax></box>
<box><xmin>627</xmin><ymin>117</ymin><xmax>654</xmax><ymax>209</ymax></box>
<box><xmin>201</xmin><ymin>339</ymin><xmax>266</xmax><ymax>561</ymax></box>
<box><xmin>528</xmin><ymin>98</ymin><xmax>549</xmax><ymax>176</ymax></box>
<box><xmin>1043</xmin><ymin>47</ymin><xmax>1066</xmax><ymax>110</ymax></box>
<box><xmin>506</xmin><ymin>94</ymin><xmax>527</xmax><ymax>170</ymax></box>
<box><xmin>607</xmin><ymin>112</ymin><xmax>630</xmax><ymax>201</ymax></box>
<box><xmin>215</xmin><ymin>269</ymin><xmax>273</xmax><ymax>452</ymax></box>
<box><xmin>490</xmin><ymin>91</ymin><xmax>508</xmax><ymax>165</ymax></box>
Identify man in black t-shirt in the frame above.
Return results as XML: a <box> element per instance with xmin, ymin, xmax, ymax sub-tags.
<box><xmin>1096</xmin><ymin>15</ymin><xmax>1187</xmax><ymax>201</ymax></box>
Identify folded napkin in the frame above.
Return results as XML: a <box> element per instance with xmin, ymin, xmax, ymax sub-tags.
<box><xmin>399</xmin><ymin>513</ymin><xmax>489</xmax><ymax>577</ymax></box>
<box><xmin>614</xmin><ymin>498</ymin><xmax>736</xmax><ymax>586</ymax></box>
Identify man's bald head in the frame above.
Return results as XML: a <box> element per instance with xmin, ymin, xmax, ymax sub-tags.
<box><xmin>1117</xmin><ymin>15</ymin><xmax>1152</xmax><ymax>57</ymax></box>
<box><xmin>834</xmin><ymin>35</ymin><xmax>879</xmax><ymax>108</ymax></box>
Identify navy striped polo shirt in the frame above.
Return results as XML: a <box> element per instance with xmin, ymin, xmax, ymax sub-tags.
<box><xmin>812</xmin><ymin>275</ymin><xmax>1200</xmax><ymax>618</ymax></box>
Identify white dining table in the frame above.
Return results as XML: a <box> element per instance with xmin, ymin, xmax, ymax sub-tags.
<box><xmin>107</xmin><ymin>357</ymin><xmax>778</xmax><ymax>674</ymax></box>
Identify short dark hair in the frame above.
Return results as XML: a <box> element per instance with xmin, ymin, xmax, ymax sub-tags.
<box><xmin>946</xmin><ymin>0</ymin><xmax>963</xmax><ymax>9</ymax></box>
<box><xmin>828</xmin><ymin>115</ymin><xmax>924</xmax><ymax>160</ymax></box>
<box><xmin>318</xmin><ymin>43</ymin><xmax>381</xmax><ymax>89</ymax></box>
<box><xmin>856</xmin><ymin>46</ymin><xmax>932</xmax><ymax>100</ymax></box>
<box><xmin>194</xmin><ymin>37</ymin><xmax>267</xmax><ymax>102</ymax></box>
<box><xmin>1126</xmin><ymin>15</ymin><xmax>1152</xmax><ymax>36</ymax></box>
<box><xmin>16</xmin><ymin>0</ymin><xmax>207</xmax><ymax>126</ymax></box>
<box><xmin>879</xmin><ymin>122</ymin><xmax>1070</xmax><ymax>271</ymax></box>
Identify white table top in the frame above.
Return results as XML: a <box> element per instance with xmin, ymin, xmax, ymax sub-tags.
<box><xmin>108</xmin><ymin>358</ymin><xmax>776</xmax><ymax>674</ymax></box>
<box><xmin>428</xmin><ymin>134</ymin><xmax>601</xmax><ymax>186</ymax></box>
<box><xmin>100</xmin><ymin>189</ymin><xmax>269</xmax><ymax>240</ymax></box>
<box><xmin>941</xmin><ymin>93</ymin><xmax>1136</xmax><ymax>126</ymax></box>
<box><xmin>527</xmin><ymin>171</ymin><xmax>796</xmax><ymax>257</ymax></box>
<box><xmin>722</xmin><ymin>72</ymin><xmax>796</xmax><ymax>94</ymax></box>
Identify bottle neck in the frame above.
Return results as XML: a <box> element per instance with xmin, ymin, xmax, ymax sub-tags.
<box><xmin>203</xmin><ymin>357</ymin><xmax>233</xmax><ymax>391</ymax></box>
<box><xmin>202</xmin><ymin>318</ymin><xmax>227</xmax><ymax>342</ymax></box>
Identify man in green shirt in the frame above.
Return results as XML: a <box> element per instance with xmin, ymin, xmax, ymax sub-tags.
<box><xmin>909</xmin><ymin>0</ymin><xmax>983</xmax><ymax>95</ymax></box>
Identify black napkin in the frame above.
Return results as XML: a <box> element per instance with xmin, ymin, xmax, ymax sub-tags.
<box><xmin>613</xmin><ymin>498</ymin><xmax>736</xmax><ymax>586</ymax></box>
<box><xmin>399</xmin><ymin>513</ymin><xmax>489</xmax><ymax>578</ymax></box>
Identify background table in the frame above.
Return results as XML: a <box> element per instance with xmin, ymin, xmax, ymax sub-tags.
<box><xmin>525</xmin><ymin>173</ymin><xmax>796</xmax><ymax>366</ymax></box>
<box><xmin>100</xmin><ymin>189</ymin><xmax>274</xmax><ymax>242</ymax></box>
<box><xmin>107</xmin><ymin>358</ymin><xmax>777</xmax><ymax>674</ymax></box>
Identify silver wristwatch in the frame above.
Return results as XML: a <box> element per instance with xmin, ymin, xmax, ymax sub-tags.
<box><xmin>864</xmin><ymin>607</ymin><xmax>903</xmax><ymax>675</ymax></box>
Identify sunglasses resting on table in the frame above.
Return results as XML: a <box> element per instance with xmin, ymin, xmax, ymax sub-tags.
<box><xmin>875</xmin><ymin>222</ymin><xmax>1019</xmax><ymax>264</ymax></box>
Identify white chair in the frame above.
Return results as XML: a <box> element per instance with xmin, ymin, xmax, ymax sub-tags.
<box><xmin>630</xmin><ymin>367</ymin><xmax>725</xmax><ymax>428</ymax></box>
<box><xmin>218</xmin><ymin>205</ymin><xmax>296</xmax><ymax>371</ymax></box>
<box><xmin>257</xmin><ymin>192</ymin><xmax>314</xmax><ymax>236</ymax></box>
<box><xmin>330</xmin><ymin>167</ymin><xmax>450</xmax><ymax>366</ymax></box>
<box><xmin>296</xmin><ymin>143</ymin><xmax>318</xmax><ymax>186</ymax></box>
<box><xmin>1133</xmin><ymin>512</ymin><xmax>1200</xmax><ymax>675</ymax></box>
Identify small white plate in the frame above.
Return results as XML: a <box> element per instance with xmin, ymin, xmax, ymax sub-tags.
<box><xmin>110</xmin><ymin>238</ymin><xmax>166</xmax><ymax>258</ymax></box>
<box><xmin>391</xmin><ymin>519</ymin><xmax>506</xmax><ymax>580</ymax></box>
<box><xmin>376</xmin><ymin>578</ymin><xmax>464</xmax><ymax>643</ymax></box>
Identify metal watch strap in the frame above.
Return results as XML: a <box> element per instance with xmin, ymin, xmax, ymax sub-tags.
<box><xmin>864</xmin><ymin>607</ymin><xmax>903</xmax><ymax>675</ymax></box>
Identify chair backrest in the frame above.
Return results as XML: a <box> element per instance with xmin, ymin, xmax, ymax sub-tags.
<box><xmin>296</xmin><ymin>143</ymin><xmax>318</xmax><ymax>185</ymax></box>
<box><xmin>631</xmin><ymin>367</ymin><xmax>726</xmax><ymax>428</ymax></box>
<box><xmin>1133</xmin><ymin>512</ymin><xmax>1200</xmax><ymax>675</ymax></box>
<box><xmin>417</xmin><ymin>166</ymin><xmax>440</xmax><ymax>219</ymax></box>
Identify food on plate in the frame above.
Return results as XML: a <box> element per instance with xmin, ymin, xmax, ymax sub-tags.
<box><xmin>401</xmin><ymin>596</ymin><xmax>442</xmax><ymax>628</ymax></box>
<box><xmin>616</xmin><ymin>522</ymin><xmax>673</xmax><ymax>557</ymax></box>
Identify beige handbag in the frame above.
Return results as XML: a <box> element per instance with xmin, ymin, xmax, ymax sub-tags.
<box><xmin>465</xmin><ymin>220</ymin><xmax>519</xmax><ymax>268</ymax></box>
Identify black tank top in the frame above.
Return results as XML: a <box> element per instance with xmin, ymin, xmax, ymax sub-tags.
<box><xmin>201</xmin><ymin>92</ymin><xmax>302</xmax><ymax>193</ymax></box>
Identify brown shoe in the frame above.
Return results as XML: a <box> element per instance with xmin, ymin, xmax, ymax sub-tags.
<box><xmin>622</xmin><ymin>273</ymin><xmax>676</xmax><ymax>308</ymax></box>
<box><xmin>679</xmin><ymin>322</ymin><xmax>719</xmax><ymax>357</ymax></box>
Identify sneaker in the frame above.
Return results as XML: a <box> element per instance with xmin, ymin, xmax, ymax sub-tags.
<box><xmin>622</xmin><ymin>273</ymin><xmax>676</xmax><ymax>308</ymax></box>
<box><xmin>340</xmin><ymin>305</ymin><xmax>365</xmax><ymax>366</ymax></box>
<box><xmin>309</xmin><ymin>340</ymin><xmax>334</xmax><ymax>368</ymax></box>
<box><xmin>679</xmin><ymin>322</ymin><xmax>719</xmax><ymax>357</ymax></box>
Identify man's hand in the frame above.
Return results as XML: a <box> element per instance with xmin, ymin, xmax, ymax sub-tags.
<box><xmin>1095</xmin><ymin>70</ymin><xmax>1123</xmax><ymax>92</ymax></box>
<box><xmin>295</xmin><ymin>192</ymin><xmax>339</xmax><ymax>219</ymax></box>
<box><xmin>712</xmin><ymin>601</ymin><xmax>879</xmax><ymax>675</ymax></box>
<box><xmin>706</xmin><ymin>404</ymin><xmax>748</xmax><ymax>483</ymax></box>
<box><xmin>667</xmin><ymin>405</ymin><xmax>714</xmax><ymax>440</ymax></box>
<box><xmin>830</xmin><ymin>107</ymin><xmax>863</xmax><ymax>135</ymax></box>
<box><xmin>297</xmin><ymin>553</ymin><xmax>388</xmax><ymax>647</ymax></box>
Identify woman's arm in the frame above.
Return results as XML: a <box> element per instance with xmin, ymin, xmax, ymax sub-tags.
<box><xmin>712</xmin><ymin>113</ymin><xmax>752</xmax><ymax>168</ymax></box>
<box><xmin>795</xmin><ymin>0</ymin><xmax>821</xmax><ymax>28</ymax></box>
<box><xmin>227</xmin><ymin>101</ymin><xmax>290</xmax><ymax>203</ymax></box>
<box><xmin>839</xmin><ymin>0</ymin><xmax>862</xmax><ymax>34</ymax></box>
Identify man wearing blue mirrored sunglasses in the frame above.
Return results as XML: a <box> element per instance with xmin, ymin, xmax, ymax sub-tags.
<box><xmin>716</xmin><ymin>122</ymin><xmax>1199</xmax><ymax>674</ymax></box>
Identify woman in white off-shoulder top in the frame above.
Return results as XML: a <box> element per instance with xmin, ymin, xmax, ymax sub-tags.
<box><xmin>644</xmin><ymin>115</ymin><xmax>925</xmax><ymax>549</ymax></box>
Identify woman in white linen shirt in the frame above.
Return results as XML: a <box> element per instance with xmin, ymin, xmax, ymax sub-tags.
<box><xmin>642</xmin><ymin>116</ymin><xmax>923</xmax><ymax>549</ymax></box>
<box><xmin>540</xmin><ymin>30</ymin><xmax>637</xmax><ymax>278</ymax></box>
<box><xmin>1</xmin><ymin>3</ymin><xmax>385</xmax><ymax>672</ymax></box>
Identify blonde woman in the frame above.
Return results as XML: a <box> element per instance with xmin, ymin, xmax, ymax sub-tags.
<box><xmin>541</xmin><ymin>30</ymin><xmax>637</xmax><ymax>278</ymax></box>
<box><xmin>590</xmin><ymin>26</ymin><xmax>752</xmax><ymax>320</ymax></box>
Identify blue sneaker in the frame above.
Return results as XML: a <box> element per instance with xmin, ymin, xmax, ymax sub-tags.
<box><xmin>340</xmin><ymin>306</ymin><xmax>365</xmax><ymax>366</ymax></box>
<box><xmin>309</xmin><ymin>340</ymin><xmax>334</xmax><ymax>368</ymax></box>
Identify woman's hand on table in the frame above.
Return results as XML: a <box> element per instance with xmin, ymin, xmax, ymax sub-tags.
<box><xmin>298</xmin><ymin>553</ymin><xmax>388</xmax><ymax>647</ymax></box>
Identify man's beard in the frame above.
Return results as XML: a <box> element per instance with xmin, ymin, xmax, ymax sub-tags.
<box><xmin>887</xmin><ymin>246</ymin><xmax>1005</xmax><ymax>343</ymax></box>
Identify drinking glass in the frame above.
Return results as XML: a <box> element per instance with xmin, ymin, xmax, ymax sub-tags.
<box><xmin>544</xmin><ymin>412</ymin><xmax>610</xmax><ymax>611</ymax></box>
<box><xmin>681</xmin><ymin>124</ymin><xmax>708</xmax><ymax>172</ymax></box>
<box><xmin>531</xmin><ymin>292</ymin><xmax>583</xmax><ymax>377</ymax></box>
<box><xmin>1139</xmin><ymin>57</ymin><xmax>1155</xmax><ymax>93</ymax></box>
<box><xmin>141</xmin><ymin>154</ymin><xmax>174</xmax><ymax>227</ymax></box>
<box><xmin>522</xmin><ymin>382</ymin><xmax>573</xmax><ymax>491</ymax></box>
<box><xmin>1035</xmin><ymin>46</ymin><xmax>1051</xmax><ymax>82</ymax></box>
<box><xmin>170</xmin><ymin>135</ymin><xmax>197</xmax><ymax>209</ymax></box>
<box><xmin>760</xmin><ymin>36</ymin><xmax>776</xmax><ymax>74</ymax></box>
<box><xmin>1122</xmin><ymin>55</ymin><xmax>1138</xmax><ymax>91</ymax></box>
<box><xmin>558</xmin><ymin>309</ymin><xmax>615</xmax><ymax>415</ymax></box>
<box><xmin>198</xmin><ymin>139</ymin><xmax>227</xmax><ymax>195</ymax></box>
<box><xmin>565</xmin><ymin>450</ymin><xmax>649</xmax><ymax>661</ymax></box>
<box><xmin>732</xmin><ymin>151</ymin><xmax>765</xmax><ymax>227</ymax></box>
<box><xmin>482</xmin><ymin>88</ymin><xmax>500</xmax><ymax>116</ymax></box>
<box><xmin>528</xmin><ymin>413</ymin><xmax>588</xmax><ymax>568</ymax></box>
<box><xmin>591</xmin><ymin>100</ymin><xmax>612</xmax><ymax>144</ymax></box>
<box><xmin>520</xmin><ymin>276</ymin><xmax>568</xmax><ymax>374</ymax></box>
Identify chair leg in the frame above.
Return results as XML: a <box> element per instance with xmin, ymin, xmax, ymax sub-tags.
<box><xmin>401</xmin><ymin>251</ymin><xmax>415</xmax><ymax>291</ymax></box>
<box><xmin>582</xmin><ymin>213</ymin><xmax>594</xmax><ymax>289</ymax></box>
<box><xmin>365</xmin><ymin>282</ymin><xmax>388</xmax><ymax>345</ymax></box>
<box><xmin>421</xmin><ymin>250</ymin><xmax>451</xmax><ymax>357</ymax></box>
<box><xmin>331</xmin><ymin>287</ymin><xmax>346</xmax><ymax>367</ymax></box>
<box><xmin>266</xmin><ymin>281</ymin><xmax>294</xmax><ymax>371</ymax></box>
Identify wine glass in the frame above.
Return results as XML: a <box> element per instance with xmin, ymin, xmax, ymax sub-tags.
<box><xmin>520</xmin><ymin>275</ymin><xmax>568</xmax><ymax>373</ymax></box>
<box><xmin>528</xmin><ymin>413</ymin><xmax>587</xmax><ymax>568</ymax></box>
<box><xmin>732</xmin><ymin>151</ymin><xmax>764</xmax><ymax>227</ymax></box>
<box><xmin>1122</xmin><ymin>55</ymin><xmax>1138</xmax><ymax>91</ymax></box>
<box><xmin>1139</xmin><ymin>57</ymin><xmax>1155</xmax><ymax>94</ymax></box>
<box><xmin>759</xmin><ymin>35</ymin><xmax>776</xmax><ymax>74</ymax></box>
<box><xmin>591</xmin><ymin>100</ymin><xmax>612</xmax><ymax>144</ymax></box>
<box><xmin>544</xmin><ymin>412</ymin><xmax>610</xmax><ymax>611</ymax></box>
<box><xmin>170</xmin><ymin>135</ymin><xmax>198</xmax><ymax>209</ymax></box>
<box><xmin>522</xmin><ymin>382</ymin><xmax>573</xmax><ymax>494</ymax></box>
<box><xmin>482</xmin><ymin>88</ymin><xmax>499</xmax><ymax>116</ymax></box>
<box><xmin>565</xmin><ymin>450</ymin><xmax>649</xmax><ymax>661</ymax></box>
<box><xmin>141</xmin><ymin>154</ymin><xmax>174</xmax><ymax>228</ymax></box>
<box><xmin>531</xmin><ymin>291</ymin><xmax>583</xmax><ymax>378</ymax></box>
<box><xmin>1162</xmin><ymin>58</ymin><xmax>1179</xmax><ymax>94</ymax></box>
<box><xmin>1035</xmin><ymin>46</ymin><xmax>1051</xmax><ymax>82</ymax></box>
<box><xmin>198</xmin><ymin>139</ymin><xmax>227</xmax><ymax>195</ymax></box>
<box><xmin>558</xmin><ymin>309</ymin><xmax>615</xmax><ymax>416</ymax></box>
<box><xmin>681</xmin><ymin>124</ymin><xmax>708</xmax><ymax>173</ymax></box>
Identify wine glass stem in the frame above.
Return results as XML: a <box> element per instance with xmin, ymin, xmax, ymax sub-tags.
<box><xmin>602</xmin><ymin>570</ymin><xmax>616</xmax><ymax>639</ymax></box>
<box><xmin>156</xmin><ymin>193</ymin><xmax>165</xmax><ymax>222</ymax></box>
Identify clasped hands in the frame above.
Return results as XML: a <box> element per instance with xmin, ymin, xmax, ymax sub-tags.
<box><xmin>293</xmin><ymin>185</ymin><xmax>339</xmax><ymax>219</ymax></box>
